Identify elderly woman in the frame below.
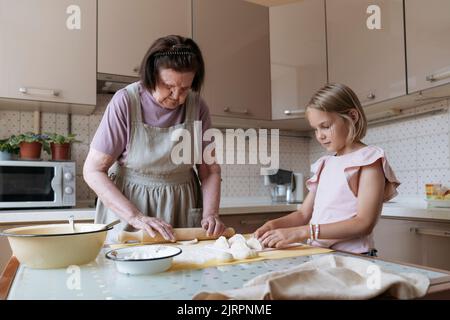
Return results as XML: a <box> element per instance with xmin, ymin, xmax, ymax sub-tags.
<box><xmin>84</xmin><ymin>35</ymin><xmax>225</xmax><ymax>242</ymax></box>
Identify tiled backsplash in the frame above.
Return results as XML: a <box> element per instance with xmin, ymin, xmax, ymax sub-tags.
<box><xmin>1</xmin><ymin>97</ymin><xmax>449</xmax><ymax>203</ymax></box>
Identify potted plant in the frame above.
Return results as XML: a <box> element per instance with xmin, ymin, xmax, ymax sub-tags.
<box><xmin>0</xmin><ymin>137</ymin><xmax>20</xmax><ymax>160</ymax></box>
<box><xmin>9</xmin><ymin>132</ymin><xmax>49</xmax><ymax>160</ymax></box>
<box><xmin>44</xmin><ymin>133</ymin><xmax>80</xmax><ymax>161</ymax></box>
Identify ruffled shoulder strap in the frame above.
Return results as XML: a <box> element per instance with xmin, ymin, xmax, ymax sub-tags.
<box><xmin>306</xmin><ymin>155</ymin><xmax>332</xmax><ymax>193</ymax></box>
<box><xmin>344</xmin><ymin>146</ymin><xmax>400</xmax><ymax>202</ymax></box>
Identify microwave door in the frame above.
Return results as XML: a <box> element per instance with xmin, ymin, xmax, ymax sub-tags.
<box><xmin>0</xmin><ymin>164</ymin><xmax>57</xmax><ymax>208</ymax></box>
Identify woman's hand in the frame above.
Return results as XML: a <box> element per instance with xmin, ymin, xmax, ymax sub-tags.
<box><xmin>258</xmin><ymin>226</ymin><xmax>308</xmax><ymax>248</ymax></box>
<box><xmin>129</xmin><ymin>215</ymin><xmax>175</xmax><ymax>242</ymax></box>
<box><xmin>201</xmin><ymin>215</ymin><xmax>226</xmax><ymax>237</ymax></box>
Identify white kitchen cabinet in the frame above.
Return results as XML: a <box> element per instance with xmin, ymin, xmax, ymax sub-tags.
<box><xmin>0</xmin><ymin>3</ymin><xmax>6</xmax><ymax>98</ymax></box>
<box><xmin>193</xmin><ymin>0</ymin><xmax>271</xmax><ymax>120</ymax></box>
<box><xmin>326</xmin><ymin>0</ymin><xmax>406</xmax><ymax>106</ymax></box>
<box><xmin>270</xmin><ymin>0</ymin><xmax>327</xmax><ymax>120</ymax></box>
<box><xmin>373</xmin><ymin>217</ymin><xmax>450</xmax><ymax>271</ymax></box>
<box><xmin>0</xmin><ymin>0</ymin><xmax>96</xmax><ymax>105</ymax></box>
<box><xmin>405</xmin><ymin>0</ymin><xmax>450</xmax><ymax>93</ymax></box>
<box><xmin>98</xmin><ymin>0</ymin><xmax>192</xmax><ymax>78</ymax></box>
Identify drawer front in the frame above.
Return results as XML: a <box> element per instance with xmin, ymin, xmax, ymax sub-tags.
<box><xmin>221</xmin><ymin>212</ymin><xmax>288</xmax><ymax>234</ymax></box>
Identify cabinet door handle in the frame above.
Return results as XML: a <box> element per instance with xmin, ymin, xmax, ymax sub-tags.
<box><xmin>284</xmin><ymin>109</ymin><xmax>305</xmax><ymax>116</ymax></box>
<box><xmin>367</xmin><ymin>93</ymin><xmax>376</xmax><ymax>100</ymax></box>
<box><xmin>240</xmin><ymin>219</ymin><xmax>269</xmax><ymax>225</ymax></box>
<box><xmin>19</xmin><ymin>87</ymin><xmax>59</xmax><ymax>97</ymax></box>
<box><xmin>133</xmin><ymin>66</ymin><xmax>139</xmax><ymax>73</ymax></box>
<box><xmin>223</xmin><ymin>107</ymin><xmax>249</xmax><ymax>115</ymax></box>
<box><xmin>410</xmin><ymin>227</ymin><xmax>450</xmax><ymax>238</ymax></box>
<box><xmin>426</xmin><ymin>70</ymin><xmax>450</xmax><ymax>82</ymax></box>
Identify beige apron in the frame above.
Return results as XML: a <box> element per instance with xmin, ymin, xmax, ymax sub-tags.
<box><xmin>95</xmin><ymin>82</ymin><xmax>203</xmax><ymax>242</ymax></box>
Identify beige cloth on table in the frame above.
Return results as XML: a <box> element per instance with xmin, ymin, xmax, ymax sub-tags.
<box><xmin>193</xmin><ymin>255</ymin><xmax>430</xmax><ymax>300</ymax></box>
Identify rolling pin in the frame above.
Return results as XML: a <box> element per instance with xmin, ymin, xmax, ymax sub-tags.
<box><xmin>118</xmin><ymin>227</ymin><xmax>236</xmax><ymax>244</ymax></box>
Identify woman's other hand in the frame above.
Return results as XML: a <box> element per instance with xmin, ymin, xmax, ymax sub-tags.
<box><xmin>201</xmin><ymin>215</ymin><xmax>226</xmax><ymax>237</ymax></box>
<box><xmin>129</xmin><ymin>215</ymin><xmax>175</xmax><ymax>242</ymax></box>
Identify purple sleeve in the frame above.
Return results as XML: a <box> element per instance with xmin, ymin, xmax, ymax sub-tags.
<box><xmin>90</xmin><ymin>89</ymin><xmax>131</xmax><ymax>161</ymax></box>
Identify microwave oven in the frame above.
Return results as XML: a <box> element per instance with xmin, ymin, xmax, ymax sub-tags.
<box><xmin>0</xmin><ymin>160</ymin><xmax>76</xmax><ymax>209</ymax></box>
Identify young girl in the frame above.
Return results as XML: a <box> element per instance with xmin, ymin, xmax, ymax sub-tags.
<box><xmin>255</xmin><ymin>83</ymin><xmax>400</xmax><ymax>256</ymax></box>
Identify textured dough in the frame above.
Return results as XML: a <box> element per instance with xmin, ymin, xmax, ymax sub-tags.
<box><xmin>228</xmin><ymin>234</ymin><xmax>246</xmax><ymax>246</ymax></box>
<box><xmin>230</xmin><ymin>241</ymin><xmax>258</xmax><ymax>260</ymax></box>
<box><xmin>246</xmin><ymin>237</ymin><xmax>263</xmax><ymax>251</ymax></box>
<box><xmin>213</xmin><ymin>236</ymin><xmax>230</xmax><ymax>250</ymax></box>
<box><xmin>215</xmin><ymin>251</ymin><xmax>234</xmax><ymax>262</ymax></box>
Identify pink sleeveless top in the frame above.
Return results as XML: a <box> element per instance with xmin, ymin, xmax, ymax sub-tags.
<box><xmin>306</xmin><ymin>145</ymin><xmax>400</xmax><ymax>253</ymax></box>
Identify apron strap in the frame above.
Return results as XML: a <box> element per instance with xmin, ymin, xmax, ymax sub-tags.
<box><xmin>125</xmin><ymin>82</ymin><xmax>143</xmax><ymax>123</ymax></box>
<box><xmin>184</xmin><ymin>92</ymin><xmax>199</xmax><ymax>123</ymax></box>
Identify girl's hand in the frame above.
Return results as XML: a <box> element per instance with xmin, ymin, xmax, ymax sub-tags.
<box><xmin>201</xmin><ymin>215</ymin><xmax>226</xmax><ymax>237</ymax></box>
<box><xmin>258</xmin><ymin>226</ymin><xmax>308</xmax><ymax>248</ymax></box>
<box><xmin>254</xmin><ymin>221</ymin><xmax>275</xmax><ymax>239</ymax></box>
<box><xmin>129</xmin><ymin>215</ymin><xmax>175</xmax><ymax>241</ymax></box>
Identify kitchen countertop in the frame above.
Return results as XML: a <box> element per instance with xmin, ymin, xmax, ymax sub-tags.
<box><xmin>0</xmin><ymin>198</ymin><xmax>300</xmax><ymax>225</ymax></box>
<box><xmin>1</xmin><ymin>196</ymin><xmax>449</xmax><ymax>225</ymax></box>
<box><xmin>3</xmin><ymin>250</ymin><xmax>450</xmax><ymax>300</ymax></box>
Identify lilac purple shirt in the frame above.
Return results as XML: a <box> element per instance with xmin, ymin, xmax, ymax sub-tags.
<box><xmin>91</xmin><ymin>82</ymin><xmax>212</xmax><ymax>163</ymax></box>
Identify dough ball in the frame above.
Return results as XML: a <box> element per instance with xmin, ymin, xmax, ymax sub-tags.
<box><xmin>215</xmin><ymin>251</ymin><xmax>234</xmax><ymax>262</ymax></box>
<box><xmin>231</xmin><ymin>246</ymin><xmax>258</xmax><ymax>260</ymax></box>
<box><xmin>230</xmin><ymin>241</ymin><xmax>249</xmax><ymax>251</ymax></box>
<box><xmin>214</xmin><ymin>236</ymin><xmax>230</xmax><ymax>250</ymax></box>
<box><xmin>246</xmin><ymin>237</ymin><xmax>263</xmax><ymax>251</ymax></box>
<box><xmin>228</xmin><ymin>234</ymin><xmax>247</xmax><ymax>246</ymax></box>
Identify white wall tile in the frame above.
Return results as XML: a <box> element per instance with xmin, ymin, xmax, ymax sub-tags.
<box><xmin>71</xmin><ymin>114</ymin><xmax>90</xmax><ymax>144</ymax></box>
<box><xmin>0</xmin><ymin>111</ymin><xmax>20</xmax><ymax>137</ymax></box>
<box><xmin>41</xmin><ymin>112</ymin><xmax>56</xmax><ymax>133</ymax></box>
<box><xmin>72</xmin><ymin>142</ymin><xmax>89</xmax><ymax>174</ymax></box>
<box><xmin>225</xmin><ymin>177</ymin><xmax>250</xmax><ymax>197</ymax></box>
<box><xmin>76</xmin><ymin>175</ymin><xmax>91</xmax><ymax>200</ymax></box>
<box><xmin>395</xmin><ymin>170</ymin><xmax>418</xmax><ymax>195</ymax></box>
<box><xmin>56</xmin><ymin>113</ymin><xmax>69</xmax><ymax>136</ymax></box>
<box><xmin>416</xmin><ymin>134</ymin><xmax>449</xmax><ymax>169</ymax></box>
<box><xmin>89</xmin><ymin>114</ymin><xmax>103</xmax><ymax>142</ymax></box>
<box><xmin>20</xmin><ymin>112</ymin><xmax>34</xmax><ymax>134</ymax></box>
<box><xmin>387</xmin><ymin>137</ymin><xmax>417</xmax><ymax>171</ymax></box>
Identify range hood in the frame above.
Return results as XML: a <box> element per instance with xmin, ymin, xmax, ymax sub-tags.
<box><xmin>97</xmin><ymin>73</ymin><xmax>139</xmax><ymax>94</ymax></box>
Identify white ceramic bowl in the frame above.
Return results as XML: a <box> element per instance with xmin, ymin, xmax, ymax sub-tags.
<box><xmin>0</xmin><ymin>223</ymin><xmax>113</xmax><ymax>269</ymax></box>
<box><xmin>105</xmin><ymin>245</ymin><xmax>182</xmax><ymax>275</ymax></box>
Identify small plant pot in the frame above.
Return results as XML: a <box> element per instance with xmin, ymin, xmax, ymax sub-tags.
<box><xmin>0</xmin><ymin>150</ymin><xmax>13</xmax><ymax>160</ymax></box>
<box><xmin>50</xmin><ymin>142</ymin><xmax>71</xmax><ymax>161</ymax></box>
<box><xmin>19</xmin><ymin>142</ymin><xmax>42</xmax><ymax>160</ymax></box>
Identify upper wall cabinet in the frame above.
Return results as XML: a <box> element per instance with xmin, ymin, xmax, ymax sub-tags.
<box><xmin>405</xmin><ymin>0</ymin><xmax>450</xmax><ymax>93</ymax></box>
<box><xmin>0</xmin><ymin>0</ymin><xmax>96</xmax><ymax>105</ymax></box>
<box><xmin>98</xmin><ymin>0</ymin><xmax>192</xmax><ymax>78</ymax></box>
<box><xmin>193</xmin><ymin>0</ymin><xmax>271</xmax><ymax>120</ymax></box>
<box><xmin>326</xmin><ymin>0</ymin><xmax>406</xmax><ymax>106</ymax></box>
<box><xmin>270</xmin><ymin>0</ymin><xmax>327</xmax><ymax>120</ymax></box>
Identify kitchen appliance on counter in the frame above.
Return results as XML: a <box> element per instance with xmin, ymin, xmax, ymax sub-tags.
<box><xmin>264</xmin><ymin>169</ymin><xmax>304</xmax><ymax>203</ymax></box>
<box><xmin>0</xmin><ymin>160</ymin><xmax>76</xmax><ymax>209</ymax></box>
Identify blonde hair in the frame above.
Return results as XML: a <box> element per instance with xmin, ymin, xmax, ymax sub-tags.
<box><xmin>306</xmin><ymin>83</ymin><xmax>367</xmax><ymax>142</ymax></box>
